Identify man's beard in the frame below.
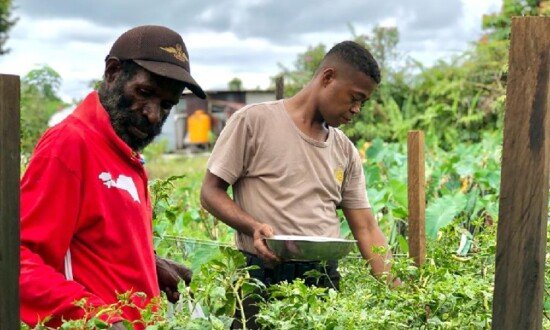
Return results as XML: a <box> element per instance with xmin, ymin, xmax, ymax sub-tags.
<box><xmin>98</xmin><ymin>79</ymin><xmax>166</xmax><ymax>151</ymax></box>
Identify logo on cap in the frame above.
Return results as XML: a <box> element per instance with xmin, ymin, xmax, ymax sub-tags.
<box><xmin>160</xmin><ymin>44</ymin><xmax>188</xmax><ymax>63</ymax></box>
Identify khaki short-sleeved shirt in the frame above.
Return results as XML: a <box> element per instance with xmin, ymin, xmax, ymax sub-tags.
<box><xmin>207</xmin><ymin>100</ymin><xmax>370</xmax><ymax>253</ymax></box>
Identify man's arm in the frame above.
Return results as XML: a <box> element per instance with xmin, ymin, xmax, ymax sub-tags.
<box><xmin>155</xmin><ymin>255</ymin><xmax>192</xmax><ymax>303</ymax></box>
<box><xmin>200</xmin><ymin>170</ymin><xmax>278</xmax><ymax>261</ymax></box>
<box><xmin>343</xmin><ymin>207</ymin><xmax>400</xmax><ymax>286</ymax></box>
<box><xmin>20</xmin><ymin>155</ymin><xmax>122</xmax><ymax>327</ymax></box>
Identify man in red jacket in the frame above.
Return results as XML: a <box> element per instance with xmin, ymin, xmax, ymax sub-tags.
<box><xmin>20</xmin><ymin>25</ymin><xmax>206</xmax><ymax>329</ymax></box>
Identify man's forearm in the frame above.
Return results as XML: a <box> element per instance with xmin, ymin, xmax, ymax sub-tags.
<box><xmin>344</xmin><ymin>208</ymin><xmax>394</xmax><ymax>278</ymax></box>
<box><xmin>356</xmin><ymin>226</ymin><xmax>393</xmax><ymax>276</ymax></box>
<box><xmin>200</xmin><ymin>171</ymin><xmax>280</xmax><ymax>261</ymax></box>
<box><xmin>200</xmin><ymin>182</ymin><xmax>259</xmax><ymax>236</ymax></box>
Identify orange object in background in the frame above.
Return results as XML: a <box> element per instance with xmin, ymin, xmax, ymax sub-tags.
<box><xmin>188</xmin><ymin>109</ymin><xmax>211</xmax><ymax>143</ymax></box>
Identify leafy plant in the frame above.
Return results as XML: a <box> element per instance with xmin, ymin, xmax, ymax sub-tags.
<box><xmin>20</xmin><ymin>64</ymin><xmax>66</xmax><ymax>154</ymax></box>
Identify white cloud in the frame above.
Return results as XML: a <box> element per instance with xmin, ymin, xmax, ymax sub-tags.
<box><xmin>0</xmin><ymin>0</ymin><xmax>503</xmax><ymax>102</ymax></box>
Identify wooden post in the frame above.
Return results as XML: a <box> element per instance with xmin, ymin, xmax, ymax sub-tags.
<box><xmin>0</xmin><ymin>74</ymin><xmax>20</xmax><ymax>330</ymax></box>
<box><xmin>275</xmin><ymin>76</ymin><xmax>284</xmax><ymax>100</ymax></box>
<box><xmin>492</xmin><ymin>17</ymin><xmax>550</xmax><ymax>330</ymax></box>
<box><xmin>407</xmin><ymin>130</ymin><xmax>426</xmax><ymax>266</ymax></box>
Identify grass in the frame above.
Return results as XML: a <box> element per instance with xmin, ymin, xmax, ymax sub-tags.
<box><xmin>145</xmin><ymin>153</ymin><xmax>209</xmax><ymax>180</ymax></box>
<box><xmin>143</xmin><ymin>139</ymin><xmax>209</xmax><ymax>180</ymax></box>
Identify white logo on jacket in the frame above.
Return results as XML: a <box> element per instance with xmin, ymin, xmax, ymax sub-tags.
<box><xmin>98</xmin><ymin>172</ymin><xmax>140</xmax><ymax>203</ymax></box>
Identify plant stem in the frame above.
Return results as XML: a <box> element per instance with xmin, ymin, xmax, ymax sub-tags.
<box><xmin>232</xmin><ymin>282</ymin><xmax>247</xmax><ymax>330</ymax></box>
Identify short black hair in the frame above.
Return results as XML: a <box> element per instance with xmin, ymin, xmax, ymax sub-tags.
<box><xmin>321</xmin><ymin>41</ymin><xmax>381</xmax><ymax>84</ymax></box>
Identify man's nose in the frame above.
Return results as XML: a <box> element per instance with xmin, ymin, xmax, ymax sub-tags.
<box><xmin>144</xmin><ymin>103</ymin><xmax>162</xmax><ymax>124</ymax></box>
<box><xmin>351</xmin><ymin>103</ymin><xmax>361</xmax><ymax>114</ymax></box>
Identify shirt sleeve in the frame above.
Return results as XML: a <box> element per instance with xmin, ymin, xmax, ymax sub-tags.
<box><xmin>340</xmin><ymin>147</ymin><xmax>371</xmax><ymax>209</ymax></box>
<box><xmin>207</xmin><ymin>109</ymin><xmax>254</xmax><ymax>185</ymax></box>
<box><xmin>20</xmin><ymin>154</ymin><xmax>120</xmax><ymax>327</ymax></box>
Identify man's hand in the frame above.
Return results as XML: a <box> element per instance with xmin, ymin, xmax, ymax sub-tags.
<box><xmin>391</xmin><ymin>277</ymin><xmax>403</xmax><ymax>288</ymax></box>
<box><xmin>155</xmin><ymin>256</ymin><xmax>192</xmax><ymax>303</ymax></box>
<box><xmin>252</xmin><ymin>223</ymin><xmax>279</xmax><ymax>262</ymax></box>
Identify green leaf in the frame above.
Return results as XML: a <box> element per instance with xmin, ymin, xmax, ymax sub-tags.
<box><xmin>189</xmin><ymin>245</ymin><xmax>222</xmax><ymax>273</ymax></box>
<box><xmin>426</xmin><ymin>193</ymin><xmax>468</xmax><ymax>239</ymax></box>
<box><xmin>366</xmin><ymin>138</ymin><xmax>384</xmax><ymax>160</ymax></box>
<box><xmin>397</xmin><ymin>235</ymin><xmax>409</xmax><ymax>253</ymax></box>
<box><xmin>389</xmin><ymin>178</ymin><xmax>408</xmax><ymax>211</ymax></box>
<box><xmin>456</xmin><ymin>231</ymin><xmax>473</xmax><ymax>256</ymax></box>
<box><xmin>340</xmin><ymin>220</ymin><xmax>352</xmax><ymax>239</ymax></box>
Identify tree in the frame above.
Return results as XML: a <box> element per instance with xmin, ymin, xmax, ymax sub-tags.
<box><xmin>482</xmin><ymin>0</ymin><xmax>548</xmax><ymax>41</ymax></box>
<box><xmin>88</xmin><ymin>78</ymin><xmax>103</xmax><ymax>91</ymax></box>
<box><xmin>0</xmin><ymin>0</ymin><xmax>16</xmax><ymax>55</ymax></box>
<box><xmin>228</xmin><ymin>77</ymin><xmax>243</xmax><ymax>91</ymax></box>
<box><xmin>21</xmin><ymin>65</ymin><xmax>66</xmax><ymax>153</ymax></box>
<box><xmin>275</xmin><ymin>43</ymin><xmax>326</xmax><ymax>97</ymax></box>
<box><xmin>23</xmin><ymin>64</ymin><xmax>63</xmax><ymax>101</ymax></box>
<box><xmin>349</xmin><ymin>23</ymin><xmax>399</xmax><ymax>75</ymax></box>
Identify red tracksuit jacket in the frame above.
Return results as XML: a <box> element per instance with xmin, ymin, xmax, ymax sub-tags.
<box><xmin>20</xmin><ymin>91</ymin><xmax>159</xmax><ymax>328</ymax></box>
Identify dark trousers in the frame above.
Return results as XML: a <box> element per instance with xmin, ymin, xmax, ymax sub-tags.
<box><xmin>232</xmin><ymin>252</ymin><xmax>341</xmax><ymax>329</ymax></box>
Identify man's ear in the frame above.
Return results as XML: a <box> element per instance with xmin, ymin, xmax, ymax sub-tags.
<box><xmin>104</xmin><ymin>57</ymin><xmax>122</xmax><ymax>86</ymax></box>
<box><xmin>320</xmin><ymin>67</ymin><xmax>335</xmax><ymax>88</ymax></box>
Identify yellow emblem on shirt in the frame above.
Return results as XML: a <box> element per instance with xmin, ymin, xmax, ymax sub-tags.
<box><xmin>334</xmin><ymin>167</ymin><xmax>344</xmax><ymax>184</ymax></box>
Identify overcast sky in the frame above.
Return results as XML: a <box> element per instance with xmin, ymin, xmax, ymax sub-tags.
<box><xmin>0</xmin><ymin>0</ymin><xmax>501</xmax><ymax>102</ymax></box>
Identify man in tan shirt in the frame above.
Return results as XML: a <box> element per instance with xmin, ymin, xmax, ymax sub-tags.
<box><xmin>201</xmin><ymin>41</ymin><xmax>398</xmax><ymax>327</ymax></box>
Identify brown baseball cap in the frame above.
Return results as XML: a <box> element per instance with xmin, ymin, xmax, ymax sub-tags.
<box><xmin>107</xmin><ymin>25</ymin><xmax>206</xmax><ymax>99</ymax></box>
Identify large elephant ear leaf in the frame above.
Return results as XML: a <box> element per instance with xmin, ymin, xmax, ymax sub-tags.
<box><xmin>425</xmin><ymin>193</ymin><xmax>468</xmax><ymax>239</ymax></box>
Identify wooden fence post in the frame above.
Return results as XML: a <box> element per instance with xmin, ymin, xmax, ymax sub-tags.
<box><xmin>0</xmin><ymin>74</ymin><xmax>21</xmax><ymax>330</ymax></box>
<box><xmin>492</xmin><ymin>17</ymin><xmax>550</xmax><ymax>330</ymax></box>
<box><xmin>275</xmin><ymin>76</ymin><xmax>284</xmax><ymax>100</ymax></box>
<box><xmin>407</xmin><ymin>130</ymin><xmax>426</xmax><ymax>266</ymax></box>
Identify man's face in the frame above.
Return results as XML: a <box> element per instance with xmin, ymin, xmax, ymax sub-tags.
<box><xmin>317</xmin><ymin>67</ymin><xmax>377</xmax><ymax>127</ymax></box>
<box><xmin>100</xmin><ymin>65</ymin><xmax>185</xmax><ymax>151</ymax></box>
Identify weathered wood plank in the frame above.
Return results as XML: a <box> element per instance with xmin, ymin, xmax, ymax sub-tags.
<box><xmin>275</xmin><ymin>76</ymin><xmax>284</xmax><ymax>100</ymax></box>
<box><xmin>407</xmin><ymin>130</ymin><xmax>426</xmax><ymax>266</ymax></box>
<box><xmin>492</xmin><ymin>17</ymin><xmax>550</xmax><ymax>330</ymax></box>
<box><xmin>0</xmin><ymin>74</ymin><xmax>21</xmax><ymax>330</ymax></box>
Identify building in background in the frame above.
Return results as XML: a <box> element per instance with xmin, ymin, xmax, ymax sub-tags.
<box><xmin>158</xmin><ymin>89</ymin><xmax>276</xmax><ymax>152</ymax></box>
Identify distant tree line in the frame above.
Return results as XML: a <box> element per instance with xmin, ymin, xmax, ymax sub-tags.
<box><xmin>274</xmin><ymin>0</ymin><xmax>549</xmax><ymax>149</ymax></box>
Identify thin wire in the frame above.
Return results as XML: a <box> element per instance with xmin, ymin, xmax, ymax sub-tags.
<box><xmin>157</xmin><ymin>235</ymin><xmax>410</xmax><ymax>260</ymax></box>
<box><xmin>158</xmin><ymin>235</ymin><xmax>497</xmax><ymax>260</ymax></box>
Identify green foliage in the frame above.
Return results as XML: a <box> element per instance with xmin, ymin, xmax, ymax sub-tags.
<box><xmin>425</xmin><ymin>193</ymin><xmax>468</xmax><ymax>240</ymax></box>
<box><xmin>23</xmin><ymin>65</ymin><xmax>63</xmax><ymax>101</ymax></box>
<box><xmin>142</xmin><ymin>139</ymin><xmax>169</xmax><ymax>163</ymax></box>
<box><xmin>149</xmin><ymin>172</ymin><xmax>233</xmax><ymax>267</ymax></box>
<box><xmin>256</xmin><ymin>227</ymin><xmax>497</xmax><ymax>329</ymax></box>
<box><xmin>276</xmin><ymin>43</ymin><xmax>326</xmax><ymax>97</ymax></box>
<box><xmin>0</xmin><ymin>0</ymin><xmax>16</xmax><ymax>55</ymax></box>
<box><xmin>228</xmin><ymin>77</ymin><xmax>243</xmax><ymax>91</ymax></box>
<box><xmin>276</xmin><ymin>23</ymin><xmax>400</xmax><ymax>98</ymax></box>
<box><xmin>342</xmin><ymin>38</ymin><xmax>508</xmax><ymax>149</ymax></box>
<box><xmin>190</xmin><ymin>247</ymin><xmax>265</xmax><ymax>325</ymax></box>
<box><xmin>344</xmin><ymin>0</ymin><xmax>548</xmax><ymax>149</ymax></box>
<box><xmin>349</xmin><ymin>23</ymin><xmax>399</xmax><ymax>74</ymax></box>
<box><xmin>20</xmin><ymin>65</ymin><xmax>66</xmax><ymax>154</ymax></box>
<box><xmin>88</xmin><ymin>78</ymin><xmax>103</xmax><ymax>91</ymax></box>
<box><xmin>22</xmin><ymin>5</ymin><xmax>550</xmax><ymax>328</ymax></box>
<box><xmin>22</xmin><ymin>293</ymin><xmax>164</xmax><ymax>329</ymax></box>
<box><xmin>34</xmin><ymin>134</ymin><xmax>550</xmax><ymax>328</ymax></box>
<box><xmin>275</xmin><ymin>7</ymin><xmax>536</xmax><ymax>149</ymax></box>
<box><xmin>143</xmin><ymin>145</ymin><xmax>210</xmax><ymax>180</ymax></box>
<box><xmin>482</xmin><ymin>0</ymin><xmax>547</xmax><ymax>42</ymax></box>
<box><xmin>361</xmin><ymin>133</ymin><xmax>502</xmax><ymax>250</ymax></box>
